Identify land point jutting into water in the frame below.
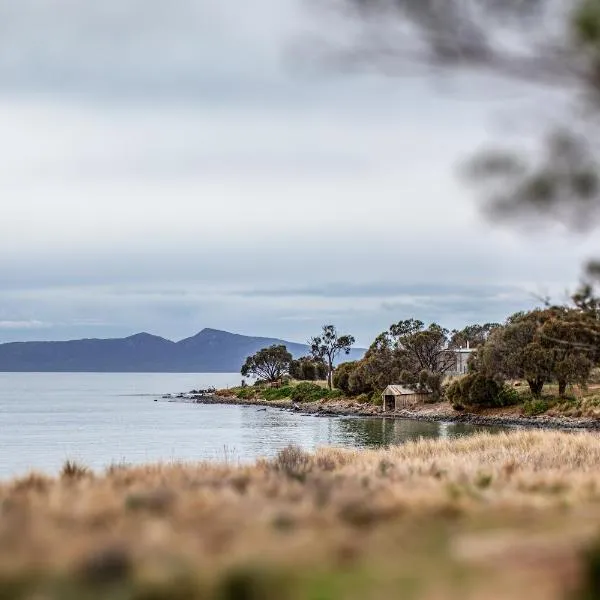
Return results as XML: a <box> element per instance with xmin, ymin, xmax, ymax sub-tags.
<box><xmin>169</xmin><ymin>310</ymin><xmax>600</xmax><ymax>432</ymax></box>
<box><xmin>190</xmin><ymin>377</ymin><xmax>600</xmax><ymax>430</ymax></box>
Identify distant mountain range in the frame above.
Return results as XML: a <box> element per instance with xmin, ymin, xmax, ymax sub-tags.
<box><xmin>0</xmin><ymin>328</ymin><xmax>366</xmax><ymax>373</ymax></box>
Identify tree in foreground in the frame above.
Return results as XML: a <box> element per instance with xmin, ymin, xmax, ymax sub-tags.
<box><xmin>326</xmin><ymin>0</ymin><xmax>600</xmax><ymax>281</ymax></box>
<box><xmin>241</xmin><ymin>345</ymin><xmax>293</xmax><ymax>383</ymax></box>
<box><xmin>309</xmin><ymin>325</ymin><xmax>355</xmax><ymax>389</ymax></box>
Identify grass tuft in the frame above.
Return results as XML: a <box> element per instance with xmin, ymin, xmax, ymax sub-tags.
<box><xmin>270</xmin><ymin>445</ymin><xmax>313</xmax><ymax>482</ymax></box>
<box><xmin>61</xmin><ymin>460</ymin><xmax>91</xmax><ymax>480</ymax></box>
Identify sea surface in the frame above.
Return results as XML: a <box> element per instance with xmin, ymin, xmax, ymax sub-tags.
<box><xmin>0</xmin><ymin>372</ymin><xmax>501</xmax><ymax>478</ymax></box>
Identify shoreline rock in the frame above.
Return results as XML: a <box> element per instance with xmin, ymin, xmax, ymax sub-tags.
<box><xmin>173</xmin><ymin>394</ymin><xmax>600</xmax><ymax>432</ymax></box>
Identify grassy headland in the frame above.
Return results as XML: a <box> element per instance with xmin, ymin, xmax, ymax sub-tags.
<box><xmin>206</xmin><ymin>380</ymin><xmax>600</xmax><ymax>429</ymax></box>
<box><xmin>3</xmin><ymin>431</ymin><xmax>600</xmax><ymax>599</ymax></box>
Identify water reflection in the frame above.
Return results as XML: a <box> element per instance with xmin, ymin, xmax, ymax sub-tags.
<box><xmin>237</xmin><ymin>405</ymin><xmax>507</xmax><ymax>454</ymax></box>
<box><xmin>334</xmin><ymin>417</ymin><xmax>506</xmax><ymax>448</ymax></box>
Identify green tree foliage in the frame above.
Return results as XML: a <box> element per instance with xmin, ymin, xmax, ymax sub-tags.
<box><xmin>477</xmin><ymin>307</ymin><xmax>599</xmax><ymax>397</ymax></box>
<box><xmin>240</xmin><ymin>345</ymin><xmax>293</xmax><ymax>382</ymax></box>
<box><xmin>309</xmin><ymin>325</ymin><xmax>355</xmax><ymax>389</ymax></box>
<box><xmin>538</xmin><ymin>307</ymin><xmax>600</xmax><ymax>395</ymax></box>
<box><xmin>399</xmin><ymin>369</ymin><xmax>445</xmax><ymax>398</ymax></box>
<box><xmin>289</xmin><ymin>357</ymin><xmax>328</xmax><ymax>381</ymax></box>
<box><xmin>388</xmin><ymin>320</ymin><xmax>456</xmax><ymax>373</ymax></box>
<box><xmin>333</xmin><ymin>319</ymin><xmax>470</xmax><ymax>398</ymax></box>
<box><xmin>450</xmin><ymin>323</ymin><xmax>500</xmax><ymax>349</ymax></box>
<box><xmin>446</xmin><ymin>373</ymin><xmax>520</xmax><ymax>410</ymax></box>
<box><xmin>332</xmin><ymin>361</ymin><xmax>359</xmax><ymax>394</ymax></box>
<box><xmin>370</xmin><ymin>320</ymin><xmax>454</xmax><ymax>397</ymax></box>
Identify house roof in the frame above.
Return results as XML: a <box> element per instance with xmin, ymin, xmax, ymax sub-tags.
<box><xmin>382</xmin><ymin>384</ymin><xmax>425</xmax><ymax>396</ymax></box>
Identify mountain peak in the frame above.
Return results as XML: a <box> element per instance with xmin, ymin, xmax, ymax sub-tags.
<box><xmin>0</xmin><ymin>329</ymin><xmax>365</xmax><ymax>372</ymax></box>
<box><xmin>126</xmin><ymin>332</ymin><xmax>153</xmax><ymax>339</ymax></box>
<box><xmin>125</xmin><ymin>332</ymin><xmax>173</xmax><ymax>343</ymax></box>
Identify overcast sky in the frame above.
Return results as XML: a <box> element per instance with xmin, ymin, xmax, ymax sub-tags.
<box><xmin>0</xmin><ymin>0</ymin><xmax>596</xmax><ymax>346</ymax></box>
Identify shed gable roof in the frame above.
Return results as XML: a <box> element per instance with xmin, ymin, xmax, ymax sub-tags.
<box><xmin>383</xmin><ymin>384</ymin><xmax>423</xmax><ymax>396</ymax></box>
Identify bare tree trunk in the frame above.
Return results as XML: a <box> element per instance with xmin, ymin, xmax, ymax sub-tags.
<box><xmin>558</xmin><ymin>379</ymin><xmax>567</xmax><ymax>397</ymax></box>
<box><xmin>527</xmin><ymin>378</ymin><xmax>544</xmax><ymax>398</ymax></box>
<box><xmin>327</xmin><ymin>357</ymin><xmax>333</xmax><ymax>390</ymax></box>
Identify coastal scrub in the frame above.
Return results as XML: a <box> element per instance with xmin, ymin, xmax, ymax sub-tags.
<box><xmin>2</xmin><ymin>431</ymin><xmax>600</xmax><ymax>598</ymax></box>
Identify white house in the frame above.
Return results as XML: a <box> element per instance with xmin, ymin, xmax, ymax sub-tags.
<box><xmin>450</xmin><ymin>341</ymin><xmax>476</xmax><ymax>376</ymax></box>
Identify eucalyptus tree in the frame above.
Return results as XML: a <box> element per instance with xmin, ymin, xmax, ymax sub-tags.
<box><xmin>241</xmin><ymin>345</ymin><xmax>293</xmax><ymax>382</ymax></box>
<box><xmin>309</xmin><ymin>325</ymin><xmax>355</xmax><ymax>389</ymax></box>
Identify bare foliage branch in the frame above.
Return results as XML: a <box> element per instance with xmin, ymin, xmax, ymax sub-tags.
<box><xmin>321</xmin><ymin>0</ymin><xmax>587</xmax><ymax>85</ymax></box>
<box><xmin>464</xmin><ymin>129</ymin><xmax>600</xmax><ymax>229</ymax></box>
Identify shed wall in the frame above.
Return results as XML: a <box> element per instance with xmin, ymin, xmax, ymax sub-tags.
<box><xmin>381</xmin><ymin>393</ymin><xmax>429</xmax><ymax>411</ymax></box>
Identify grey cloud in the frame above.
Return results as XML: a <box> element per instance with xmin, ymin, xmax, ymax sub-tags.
<box><xmin>232</xmin><ymin>282</ymin><xmax>527</xmax><ymax>299</ymax></box>
<box><xmin>0</xmin><ymin>1</ymin><xmax>587</xmax><ymax>348</ymax></box>
<box><xmin>0</xmin><ymin>276</ymin><xmax>542</xmax><ymax>346</ymax></box>
<box><xmin>0</xmin><ymin>0</ymin><xmax>311</xmax><ymax>101</ymax></box>
<box><xmin>0</xmin><ymin>320</ymin><xmax>50</xmax><ymax>330</ymax></box>
<box><xmin>19</xmin><ymin>150</ymin><xmax>369</xmax><ymax>183</ymax></box>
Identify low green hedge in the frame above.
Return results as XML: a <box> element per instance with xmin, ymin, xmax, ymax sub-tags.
<box><xmin>236</xmin><ymin>382</ymin><xmax>345</xmax><ymax>403</ymax></box>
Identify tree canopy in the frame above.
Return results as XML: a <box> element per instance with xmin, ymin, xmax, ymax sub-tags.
<box><xmin>477</xmin><ymin>307</ymin><xmax>600</xmax><ymax>397</ymax></box>
<box><xmin>241</xmin><ymin>345</ymin><xmax>293</xmax><ymax>382</ymax></box>
<box><xmin>450</xmin><ymin>323</ymin><xmax>500</xmax><ymax>349</ymax></box>
<box><xmin>334</xmin><ymin>319</ymin><xmax>459</xmax><ymax>398</ymax></box>
<box><xmin>309</xmin><ymin>325</ymin><xmax>355</xmax><ymax>389</ymax></box>
<box><xmin>289</xmin><ymin>357</ymin><xmax>328</xmax><ymax>381</ymax></box>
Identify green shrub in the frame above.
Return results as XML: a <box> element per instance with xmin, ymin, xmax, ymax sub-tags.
<box><xmin>371</xmin><ymin>392</ymin><xmax>383</xmax><ymax>406</ymax></box>
<box><xmin>468</xmin><ymin>374</ymin><xmax>502</xmax><ymax>407</ymax></box>
<box><xmin>446</xmin><ymin>377</ymin><xmax>468</xmax><ymax>410</ymax></box>
<box><xmin>290</xmin><ymin>382</ymin><xmax>325</xmax><ymax>403</ymax></box>
<box><xmin>290</xmin><ymin>358</ymin><xmax>328</xmax><ymax>381</ymax></box>
<box><xmin>447</xmin><ymin>373</ymin><xmax>521</xmax><ymax>410</ymax></box>
<box><xmin>356</xmin><ymin>393</ymin><xmax>370</xmax><ymax>404</ymax></box>
<box><xmin>522</xmin><ymin>397</ymin><xmax>554</xmax><ymax>416</ymax></box>
<box><xmin>496</xmin><ymin>386</ymin><xmax>521</xmax><ymax>407</ymax></box>
<box><xmin>262</xmin><ymin>386</ymin><xmax>293</xmax><ymax>401</ymax></box>
<box><xmin>332</xmin><ymin>362</ymin><xmax>358</xmax><ymax>394</ymax></box>
<box><xmin>236</xmin><ymin>388</ymin><xmax>257</xmax><ymax>400</ymax></box>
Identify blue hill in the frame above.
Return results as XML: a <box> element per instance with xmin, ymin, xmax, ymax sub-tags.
<box><xmin>0</xmin><ymin>328</ymin><xmax>365</xmax><ymax>372</ymax></box>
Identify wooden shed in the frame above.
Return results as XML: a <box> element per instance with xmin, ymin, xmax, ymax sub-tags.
<box><xmin>381</xmin><ymin>385</ymin><xmax>430</xmax><ymax>412</ymax></box>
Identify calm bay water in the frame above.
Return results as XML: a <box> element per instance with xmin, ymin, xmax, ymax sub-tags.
<box><xmin>0</xmin><ymin>373</ymin><xmax>499</xmax><ymax>478</ymax></box>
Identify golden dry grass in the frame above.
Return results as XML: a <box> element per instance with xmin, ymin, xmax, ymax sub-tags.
<box><xmin>3</xmin><ymin>431</ymin><xmax>600</xmax><ymax>599</ymax></box>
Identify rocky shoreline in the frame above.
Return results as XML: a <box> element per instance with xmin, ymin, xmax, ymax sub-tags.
<box><xmin>167</xmin><ymin>393</ymin><xmax>600</xmax><ymax>432</ymax></box>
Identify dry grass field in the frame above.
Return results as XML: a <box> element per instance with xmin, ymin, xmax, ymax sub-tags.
<box><xmin>3</xmin><ymin>431</ymin><xmax>600</xmax><ymax>599</ymax></box>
